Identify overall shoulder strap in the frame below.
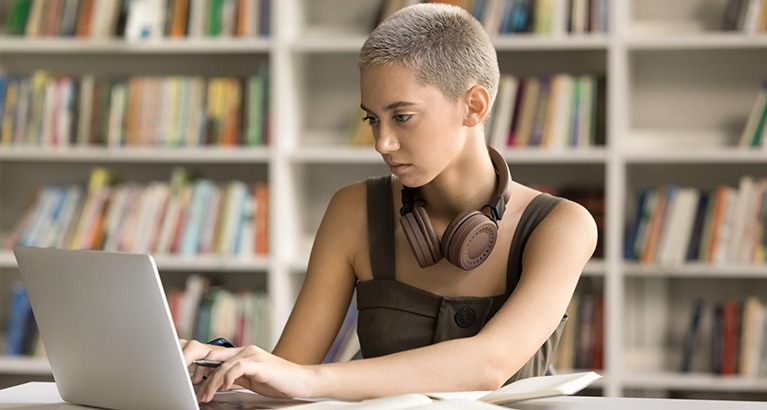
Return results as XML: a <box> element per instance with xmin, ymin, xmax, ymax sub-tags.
<box><xmin>366</xmin><ymin>176</ymin><xmax>395</xmax><ymax>280</ymax></box>
<box><xmin>506</xmin><ymin>194</ymin><xmax>562</xmax><ymax>294</ymax></box>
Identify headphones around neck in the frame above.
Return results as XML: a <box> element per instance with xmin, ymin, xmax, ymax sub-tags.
<box><xmin>399</xmin><ymin>146</ymin><xmax>512</xmax><ymax>271</ymax></box>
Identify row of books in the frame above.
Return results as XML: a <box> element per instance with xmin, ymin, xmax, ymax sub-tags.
<box><xmin>3</xmin><ymin>0</ymin><xmax>270</xmax><ymax>39</ymax></box>
<box><xmin>169</xmin><ymin>274</ymin><xmax>271</xmax><ymax>348</ymax></box>
<box><xmin>486</xmin><ymin>73</ymin><xmax>606</xmax><ymax>149</ymax></box>
<box><xmin>6</xmin><ymin>167</ymin><xmax>270</xmax><ymax>258</ymax></box>
<box><xmin>377</xmin><ymin>0</ymin><xmax>609</xmax><ymax>35</ymax></box>
<box><xmin>722</xmin><ymin>0</ymin><xmax>767</xmax><ymax>33</ymax></box>
<box><xmin>625</xmin><ymin>176</ymin><xmax>767</xmax><ymax>266</ymax></box>
<box><xmin>552</xmin><ymin>288</ymin><xmax>603</xmax><ymax>372</ymax></box>
<box><xmin>739</xmin><ymin>81</ymin><xmax>767</xmax><ymax>149</ymax></box>
<box><xmin>679</xmin><ymin>296</ymin><xmax>767</xmax><ymax>377</ymax></box>
<box><xmin>0</xmin><ymin>70</ymin><xmax>270</xmax><ymax>148</ymax></box>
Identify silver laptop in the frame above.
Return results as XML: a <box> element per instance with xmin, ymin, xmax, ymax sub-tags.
<box><xmin>13</xmin><ymin>247</ymin><xmax>304</xmax><ymax>410</ymax></box>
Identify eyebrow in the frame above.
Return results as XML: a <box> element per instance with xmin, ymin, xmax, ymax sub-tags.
<box><xmin>360</xmin><ymin>101</ymin><xmax>418</xmax><ymax>113</ymax></box>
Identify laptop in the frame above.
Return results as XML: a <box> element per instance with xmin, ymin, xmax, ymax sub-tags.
<box><xmin>13</xmin><ymin>247</ymin><xmax>306</xmax><ymax>410</ymax></box>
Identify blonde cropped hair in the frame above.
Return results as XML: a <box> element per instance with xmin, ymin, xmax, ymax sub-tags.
<box><xmin>358</xmin><ymin>3</ymin><xmax>499</xmax><ymax>105</ymax></box>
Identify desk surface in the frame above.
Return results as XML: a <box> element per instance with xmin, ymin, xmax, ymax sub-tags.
<box><xmin>0</xmin><ymin>382</ymin><xmax>765</xmax><ymax>410</ymax></box>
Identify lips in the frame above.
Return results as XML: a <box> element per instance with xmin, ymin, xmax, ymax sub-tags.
<box><xmin>386</xmin><ymin>162</ymin><xmax>410</xmax><ymax>175</ymax></box>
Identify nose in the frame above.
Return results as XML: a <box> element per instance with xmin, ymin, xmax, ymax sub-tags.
<box><xmin>374</xmin><ymin>124</ymin><xmax>399</xmax><ymax>155</ymax></box>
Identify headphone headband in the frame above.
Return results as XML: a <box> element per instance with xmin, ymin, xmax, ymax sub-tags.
<box><xmin>486</xmin><ymin>145</ymin><xmax>511</xmax><ymax>222</ymax></box>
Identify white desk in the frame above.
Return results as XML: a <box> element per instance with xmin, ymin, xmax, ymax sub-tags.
<box><xmin>0</xmin><ymin>382</ymin><xmax>764</xmax><ymax>409</ymax></box>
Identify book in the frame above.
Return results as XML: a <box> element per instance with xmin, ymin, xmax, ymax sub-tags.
<box><xmin>5</xmin><ymin>0</ymin><xmax>33</xmax><ymax>36</ymax></box>
<box><xmin>59</xmin><ymin>0</ymin><xmax>80</xmax><ymax>36</ymax></box>
<box><xmin>711</xmin><ymin>187</ymin><xmax>738</xmax><ymax>264</ymax></box>
<box><xmin>253</xmin><ymin>181</ymin><xmax>269</xmax><ymax>255</ymax></box>
<box><xmin>528</xmin><ymin>76</ymin><xmax>551</xmax><ymax>146</ymax></box>
<box><xmin>552</xmin><ymin>292</ymin><xmax>579</xmax><ymax>371</ymax></box>
<box><xmin>729</xmin><ymin>176</ymin><xmax>755</xmax><ymax>263</ymax></box>
<box><xmin>656</xmin><ymin>187</ymin><xmax>699</xmax><ymax>266</ymax></box>
<box><xmin>742</xmin><ymin>0</ymin><xmax>764</xmax><ymax>33</ymax></box>
<box><xmin>723</xmin><ymin>0</ymin><xmax>748</xmax><ymax>30</ymax></box>
<box><xmin>738</xmin><ymin>296</ymin><xmax>765</xmax><ymax>377</ymax></box>
<box><xmin>575</xmin><ymin>293</ymin><xmax>596</xmax><ymax>369</ymax></box>
<box><xmin>719</xmin><ymin>300</ymin><xmax>742</xmax><ymax>375</ymax></box>
<box><xmin>176</xmin><ymin>179</ymin><xmax>211</xmax><ymax>256</ymax></box>
<box><xmin>24</xmin><ymin>0</ymin><xmax>45</xmax><ymax>37</ymax></box>
<box><xmin>743</xmin><ymin>179</ymin><xmax>767</xmax><ymax>263</ymax></box>
<box><xmin>513</xmin><ymin>76</ymin><xmax>540</xmax><ymax>147</ymax></box>
<box><xmin>640</xmin><ymin>185</ymin><xmax>671</xmax><ymax>263</ymax></box>
<box><xmin>487</xmin><ymin>73</ymin><xmax>518</xmax><ymax>149</ymax></box>
<box><xmin>685</xmin><ymin>191</ymin><xmax>710</xmax><ymax>261</ymax></box>
<box><xmin>290</xmin><ymin>371</ymin><xmax>601</xmax><ymax>409</ymax></box>
<box><xmin>75</xmin><ymin>0</ymin><xmax>95</xmax><ymax>37</ymax></box>
<box><xmin>679</xmin><ymin>299</ymin><xmax>705</xmax><ymax>373</ymax></box>
<box><xmin>461</xmin><ymin>371</ymin><xmax>601</xmax><ymax>404</ymax></box>
<box><xmin>5</xmin><ymin>282</ymin><xmax>34</xmax><ymax>356</ymax></box>
<box><xmin>542</xmin><ymin>73</ymin><xmax>573</xmax><ymax>148</ymax></box>
<box><xmin>624</xmin><ymin>187</ymin><xmax>650</xmax><ymax>260</ymax></box>
<box><xmin>245</xmin><ymin>71</ymin><xmax>268</xmax><ymax>146</ymax></box>
<box><xmin>748</xmin><ymin>84</ymin><xmax>767</xmax><ymax>148</ymax></box>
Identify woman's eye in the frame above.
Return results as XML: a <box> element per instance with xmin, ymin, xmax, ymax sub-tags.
<box><xmin>394</xmin><ymin>114</ymin><xmax>412</xmax><ymax>123</ymax></box>
<box><xmin>362</xmin><ymin>116</ymin><xmax>379</xmax><ymax>126</ymax></box>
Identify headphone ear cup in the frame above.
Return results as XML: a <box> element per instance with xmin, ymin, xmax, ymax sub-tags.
<box><xmin>400</xmin><ymin>207</ymin><xmax>442</xmax><ymax>268</ymax></box>
<box><xmin>414</xmin><ymin>207</ymin><xmax>443</xmax><ymax>264</ymax></box>
<box><xmin>441</xmin><ymin>211</ymin><xmax>498</xmax><ymax>270</ymax></box>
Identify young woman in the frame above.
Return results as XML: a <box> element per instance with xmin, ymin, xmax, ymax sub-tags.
<box><xmin>183</xmin><ymin>3</ymin><xmax>597</xmax><ymax>403</ymax></box>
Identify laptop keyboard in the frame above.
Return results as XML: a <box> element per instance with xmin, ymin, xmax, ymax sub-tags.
<box><xmin>200</xmin><ymin>402</ymin><xmax>276</xmax><ymax>409</ymax></box>
<box><xmin>197</xmin><ymin>392</ymin><xmax>306</xmax><ymax>409</ymax></box>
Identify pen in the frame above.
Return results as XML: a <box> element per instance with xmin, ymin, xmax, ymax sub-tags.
<box><xmin>193</xmin><ymin>359</ymin><xmax>223</xmax><ymax>368</ymax></box>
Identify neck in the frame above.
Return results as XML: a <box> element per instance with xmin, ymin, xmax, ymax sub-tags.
<box><xmin>418</xmin><ymin>140</ymin><xmax>501</xmax><ymax>223</ymax></box>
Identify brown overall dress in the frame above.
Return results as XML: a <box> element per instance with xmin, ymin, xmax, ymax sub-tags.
<box><xmin>356</xmin><ymin>175</ymin><xmax>567</xmax><ymax>384</ymax></box>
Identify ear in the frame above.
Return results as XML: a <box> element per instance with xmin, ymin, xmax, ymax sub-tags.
<box><xmin>463</xmin><ymin>85</ymin><xmax>491</xmax><ymax>127</ymax></box>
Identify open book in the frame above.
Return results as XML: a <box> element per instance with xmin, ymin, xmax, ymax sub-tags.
<box><xmin>290</xmin><ymin>371</ymin><xmax>602</xmax><ymax>409</ymax></box>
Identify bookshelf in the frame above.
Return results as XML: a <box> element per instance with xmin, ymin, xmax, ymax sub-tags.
<box><xmin>0</xmin><ymin>0</ymin><xmax>765</xmax><ymax>400</ymax></box>
<box><xmin>613</xmin><ymin>0</ymin><xmax>767</xmax><ymax>400</ymax></box>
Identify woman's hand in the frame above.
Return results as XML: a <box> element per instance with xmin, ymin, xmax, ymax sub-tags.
<box><xmin>180</xmin><ymin>339</ymin><xmax>228</xmax><ymax>386</ymax></box>
<box><xmin>181</xmin><ymin>340</ymin><xmax>317</xmax><ymax>403</ymax></box>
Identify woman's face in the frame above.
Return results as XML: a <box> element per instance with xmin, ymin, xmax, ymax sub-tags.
<box><xmin>360</xmin><ymin>63</ymin><xmax>467</xmax><ymax>188</ymax></box>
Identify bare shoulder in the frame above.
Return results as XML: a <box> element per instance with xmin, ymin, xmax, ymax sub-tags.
<box><xmin>526</xmin><ymin>193</ymin><xmax>599</xmax><ymax>265</ymax></box>
<box><xmin>548</xmin><ymin>195</ymin><xmax>598</xmax><ymax>235</ymax></box>
<box><xmin>310</xmin><ymin>180</ymin><xmax>370</xmax><ymax>271</ymax></box>
<box><xmin>323</xmin><ymin>180</ymin><xmax>368</xmax><ymax>221</ymax></box>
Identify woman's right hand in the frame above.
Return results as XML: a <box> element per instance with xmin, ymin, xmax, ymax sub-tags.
<box><xmin>181</xmin><ymin>339</ymin><xmax>318</xmax><ymax>402</ymax></box>
<box><xmin>180</xmin><ymin>339</ymin><xmax>231</xmax><ymax>385</ymax></box>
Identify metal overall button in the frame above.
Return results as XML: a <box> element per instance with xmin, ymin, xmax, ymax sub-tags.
<box><xmin>454</xmin><ymin>307</ymin><xmax>476</xmax><ymax>328</ymax></box>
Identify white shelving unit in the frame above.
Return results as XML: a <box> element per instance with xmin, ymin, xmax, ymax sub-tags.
<box><xmin>613</xmin><ymin>0</ymin><xmax>767</xmax><ymax>400</ymax></box>
<box><xmin>0</xmin><ymin>0</ymin><xmax>765</xmax><ymax>399</ymax></box>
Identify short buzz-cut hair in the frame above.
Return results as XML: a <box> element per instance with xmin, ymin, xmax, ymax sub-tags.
<box><xmin>358</xmin><ymin>3</ymin><xmax>500</xmax><ymax>105</ymax></box>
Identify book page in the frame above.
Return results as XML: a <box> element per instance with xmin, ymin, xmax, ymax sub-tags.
<box><xmin>409</xmin><ymin>399</ymin><xmax>515</xmax><ymax>409</ymax></box>
<box><xmin>425</xmin><ymin>391</ymin><xmax>491</xmax><ymax>401</ymax></box>
<box><xmin>478</xmin><ymin>371</ymin><xmax>602</xmax><ymax>404</ymax></box>
<box><xmin>292</xmin><ymin>393</ymin><xmax>433</xmax><ymax>409</ymax></box>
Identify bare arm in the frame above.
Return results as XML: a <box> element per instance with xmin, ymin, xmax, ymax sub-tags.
<box><xmin>271</xmin><ymin>183</ymin><xmax>363</xmax><ymax>364</ymax></box>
